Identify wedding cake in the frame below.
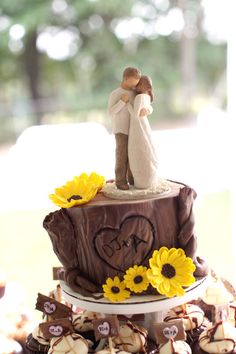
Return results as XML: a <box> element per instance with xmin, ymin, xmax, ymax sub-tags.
<box><xmin>28</xmin><ymin>67</ymin><xmax>214</xmax><ymax>354</ymax></box>
<box><xmin>43</xmin><ymin>67</ymin><xmax>208</xmax><ymax>301</ymax></box>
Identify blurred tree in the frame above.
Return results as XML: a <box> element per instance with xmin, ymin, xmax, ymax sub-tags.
<box><xmin>0</xmin><ymin>0</ymin><xmax>226</xmax><ymax>133</ymax></box>
<box><xmin>178</xmin><ymin>0</ymin><xmax>200</xmax><ymax>111</ymax></box>
<box><xmin>1</xmin><ymin>0</ymin><xmax>138</xmax><ymax>124</ymax></box>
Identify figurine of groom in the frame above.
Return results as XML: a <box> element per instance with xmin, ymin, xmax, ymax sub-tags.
<box><xmin>108</xmin><ymin>67</ymin><xmax>141</xmax><ymax>190</ymax></box>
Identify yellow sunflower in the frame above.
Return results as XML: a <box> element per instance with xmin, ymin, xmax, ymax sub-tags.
<box><xmin>147</xmin><ymin>247</ymin><xmax>196</xmax><ymax>298</ymax></box>
<box><xmin>49</xmin><ymin>172</ymin><xmax>105</xmax><ymax>208</ymax></box>
<box><xmin>124</xmin><ymin>265</ymin><xmax>150</xmax><ymax>293</ymax></box>
<box><xmin>102</xmin><ymin>276</ymin><xmax>131</xmax><ymax>302</ymax></box>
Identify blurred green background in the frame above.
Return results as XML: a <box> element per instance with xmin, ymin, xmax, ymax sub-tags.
<box><xmin>0</xmin><ymin>0</ymin><xmax>226</xmax><ymax>144</ymax></box>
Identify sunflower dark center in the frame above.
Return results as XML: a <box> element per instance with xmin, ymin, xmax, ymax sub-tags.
<box><xmin>111</xmin><ymin>286</ymin><xmax>120</xmax><ymax>294</ymax></box>
<box><xmin>134</xmin><ymin>275</ymin><xmax>143</xmax><ymax>284</ymax></box>
<box><xmin>161</xmin><ymin>263</ymin><xmax>176</xmax><ymax>278</ymax></box>
<box><xmin>67</xmin><ymin>195</ymin><xmax>82</xmax><ymax>202</ymax></box>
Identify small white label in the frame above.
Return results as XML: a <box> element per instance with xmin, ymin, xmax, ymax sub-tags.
<box><xmin>163</xmin><ymin>325</ymin><xmax>178</xmax><ymax>339</ymax></box>
<box><xmin>98</xmin><ymin>321</ymin><xmax>110</xmax><ymax>336</ymax></box>
<box><xmin>43</xmin><ymin>301</ymin><xmax>56</xmax><ymax>314</ymax></box>
<box><xmin>49</xmin><ymin>325</ymin><xmax>63</xmax><ymax>336</ymax></box>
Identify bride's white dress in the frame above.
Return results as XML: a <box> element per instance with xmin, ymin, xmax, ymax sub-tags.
<box><xmin>128</xmin><ymin>94</ymin><xmax>158</xmax><ymax>189</ymax></box>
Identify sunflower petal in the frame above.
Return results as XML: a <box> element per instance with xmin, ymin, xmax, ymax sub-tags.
<box><xmin>49</xmin><ymin>172</ymin><xmax>105</xmax><ymax>208</ymax></box>
<box><xmin>148</xmin><ymin>246</ymin><xmax>196</xmax><ymax>298</ymax></box>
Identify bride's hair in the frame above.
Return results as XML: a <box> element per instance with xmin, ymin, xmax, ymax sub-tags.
<box><xmin>136</xmin><ymin>75</ymin><xmax>154</xmax><ymax>102</ymax></box>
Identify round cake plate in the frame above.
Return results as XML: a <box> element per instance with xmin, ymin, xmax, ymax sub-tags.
<box><xmin>61</xmin><ymin>276</ymin><xmax>209</xmax><ymax>315</ymax></box>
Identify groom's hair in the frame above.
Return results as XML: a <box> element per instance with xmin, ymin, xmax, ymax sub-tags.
<box><xmin>123</xmin><ymin>67</ymin><xmax>141</xmax><ymax>80</ymax></box>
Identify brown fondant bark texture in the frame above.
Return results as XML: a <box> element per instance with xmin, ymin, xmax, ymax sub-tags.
<box><xmin>43</xmin><ymin>183</ymin><xmax>208</xmax><ymax>296</ymax></box>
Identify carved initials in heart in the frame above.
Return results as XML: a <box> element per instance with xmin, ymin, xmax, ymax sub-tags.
<box><xmin>49</xmin><ymin>325</ymin><xmax>63</xmax><ymax>336</ymax></box>
<box><xmin>44</xmin><ymin>301</ymin><xmax>56</xmax><ymax>314</ymax></box>
<box><xmin>163</xmin><ymin>325</ymin><xmax>178</xmax><ymax>339</ymax></box>
<box><xmin>98</xmin><ymin>321</ymin><xmax>110</xmax><ymax>336</ymax></box>
<box><xmin>94</xmin><ymin>215</ymin><xmax>155</xmax><ymax>271</ymax></box>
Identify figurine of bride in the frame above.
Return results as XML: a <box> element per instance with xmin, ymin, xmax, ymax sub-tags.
<box><xmin>127</xmin><ymin>75</ymin><xmax>158</xmax><ymax>189</ymax></box>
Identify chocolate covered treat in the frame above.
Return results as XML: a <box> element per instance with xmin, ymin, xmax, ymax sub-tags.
<box><xmin>153</xmin><ymin>319</ymin><xmax>191</xmax><ymax>354</ymax></box>
<box><xmin>25</xmin><ymin>326</ymin><xmax>50</xmax><ymax>354</ymax></box>
<box><xmin>192</xmin><ymin>321</ymin><xmax>236</xmax><ymax>354</ymax></box>
<box><xmin>112</xmin><ymin>321</ymin><xmax>147</xmax><ymax>353</ymax></box>
<box><xmin>72</xmin><ymin>310</ymin><xmax>103</xmax><ymax>333</ymax></box>
<box><xmin>157</xmin><ymin>340</ymin><xmax>192</xmax><ymax>354</ymax></box>
<box><xmin>48</xmin><ymin>332</ymin><xmax>90</xmax><ymax>354</ymax></box>
<box><xmin>191</xmin><ymin>275</ymin><xmax>235</xmax><ymax>323</ymax></box>
<box><xmin>164</xmin><ymin>304</ymin><xmax>208</xmax><ymax>346</ymax></box>
<box><xmin>164</xmin><ymin>304</ymin><xmax>205</xmax><ymax>331</ymax></box>
<box><xmin>72</xmin><ymin>310</ymin><xmax>103</xmax><ymax>345</ymax></box>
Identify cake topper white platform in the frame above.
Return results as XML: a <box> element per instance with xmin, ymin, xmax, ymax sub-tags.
<box><xmin>102</xmin><ymin>179</ymin><xmax>170</xmax><ymax>200</ymax></box>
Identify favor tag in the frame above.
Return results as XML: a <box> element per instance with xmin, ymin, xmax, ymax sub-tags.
<box><xmin>213</xmin><ymin>304</ymin><xmax>229</xmax><ymax>323</ymax></box>
<box><xmin>36</xmin><ymin>293</ymin><xmax>72</xmax><ymax>319</ymax></box>
<box><xmin>93</xmin><ymin>316</ymin><xmax>119</xmax><ymax>341</ymax></box>
<box><xmin>39</xmin><ymin>318</ymin><xmax>73</xmax><ymax>339</ymax></box>
<box><xmin>154</xmin><ymin>320</ymin><xmax>186</xmax><ymax>344</ymax></box>
<box><xmin>53</xmin><ymin>267</ymin><xmax>65</xmax><ymax>281</ymax></box>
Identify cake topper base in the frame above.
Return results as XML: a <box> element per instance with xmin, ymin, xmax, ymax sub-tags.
<box><xmin>102</xmin><ymin>179</ymin><xmax>171</xmax><ymax>200</ymax></box>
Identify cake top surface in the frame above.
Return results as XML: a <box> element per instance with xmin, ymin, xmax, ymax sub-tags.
<box><xmin>69</xmin><ymin>180</ymin><xmax>183</xmax><ymax>209</ymax></box>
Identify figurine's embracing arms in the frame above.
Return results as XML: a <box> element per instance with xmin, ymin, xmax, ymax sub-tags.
<box><xmin>108</xmin><ymin>92</ymin><xmax>127</xmax><ymax>116</ymax></box>
<box><xmin>140</xmin><ymin>106</ymin><xmax>153</xmax><ymax>117</ymax></box>
<box><xmin>127</xmin><ymin>95</ymin><xmax>153</xmax><ymax>118</ymax></box>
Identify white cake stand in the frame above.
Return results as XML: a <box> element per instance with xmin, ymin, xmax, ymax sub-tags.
<box><xmin>61</xmin><ymin>276</ymin><xmax>208</xmax><ymax>315</ymax></box>
<box><xmin>61</xmin><ymin>276</ymin><xmax>209</xmax><ymax>341</ymax></box>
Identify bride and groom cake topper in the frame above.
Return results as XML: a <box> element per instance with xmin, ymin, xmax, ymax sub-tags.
<box><xmin>108</xmin><ymin>67</ymin><xmax>158</xmax><ymax>191</ymax></box>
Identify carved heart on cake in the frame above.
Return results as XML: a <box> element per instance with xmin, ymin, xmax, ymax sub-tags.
<box><xmin>94</xmin><ymin>215</ymin><xmax>155</xmax><ymax>271</ymax></box>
